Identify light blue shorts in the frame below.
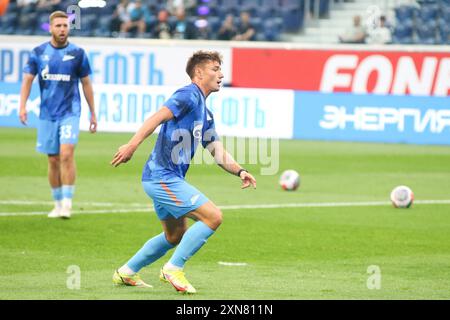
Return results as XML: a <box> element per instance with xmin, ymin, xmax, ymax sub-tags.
<box><xmin>36</xmin><ymin>116</ymin><xmax>80</xmax><ymax>155</ymax></box>
<box><xmin>142</xmin><ymin>177</ymin><xmax>209</xmax><ymax>221</ymax></box>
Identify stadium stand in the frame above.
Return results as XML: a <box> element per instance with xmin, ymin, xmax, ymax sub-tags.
<box><xmin>393</xmin><ymin>0</ymin><xmax>450</xmax><ymax>44</ymax></box>
<box><xmin>0</xmin><ymin>0</ymin><xmax>448</xmax><ymax>44</ymax></box>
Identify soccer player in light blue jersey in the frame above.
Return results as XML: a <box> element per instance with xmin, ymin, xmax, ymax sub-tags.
<box><xmin>111</xmin><ymin>51</ymin><xmax>257</xmax><ymax>294</ymax></box>
<box><xmin>19</xmin><ymin>11</ymin><xmax>97</xmax><ymax>219</ymax></box>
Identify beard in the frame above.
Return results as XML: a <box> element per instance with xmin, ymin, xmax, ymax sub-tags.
<box><xmin>52</xmin><ymin>33</ymin><xmax>68</xmax><ymax>46</ymax></box>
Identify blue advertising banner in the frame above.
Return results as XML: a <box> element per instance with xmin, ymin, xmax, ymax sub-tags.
<box><xmin>294</xmin><ymin>91</ymin><xmax>450</xmax><ymax>145</ymax></box>
<box><xmin>0</xmin><ymin>82</ymin><xmax>294</xmax><ymax>139</ymax></box>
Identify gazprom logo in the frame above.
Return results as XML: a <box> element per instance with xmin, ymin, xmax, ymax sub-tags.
<box><xmin>41</xmin><ymin>65</ymin><xmax>71</xmax><ymax>82</ymax></box>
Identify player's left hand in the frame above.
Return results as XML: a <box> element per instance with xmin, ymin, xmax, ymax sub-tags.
<box><xmin>240</xmin><ymin>171</ymin><xmax>256</xmax><ymax>189</ymax></box>
<box><xmin>110</xmin><ymin>143</ymin><xmax>136</xmax><ymax>167</ymax></box>
<box><xmin>19</xmin><ymin>109</ymin><xmax>27</xmax><ymax>125</ymax></box>
<box><xmin>89</xmin><ymin>115</ymin><xmax>97</xmax><ymax>133</ymax></box>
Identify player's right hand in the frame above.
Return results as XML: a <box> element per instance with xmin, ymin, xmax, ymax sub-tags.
<box><xmin>110</xmin><ymin>143</ymin><xmax>136</xmax><ymax>167</ymax></box>
<box><xmin>19</xmin><ymin>109</ymin><xmax>27</xmax><ymax>125</ymax></box>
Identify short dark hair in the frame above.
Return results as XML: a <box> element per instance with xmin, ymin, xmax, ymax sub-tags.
<box><xmin>186</xmin><ymin>51</ymin><xmax>223</xmax><ymax>79</ymax></box>
<box><xmin>49</xmin><ymin>11</ymin><xmax>68</xmax><ymax>24</ymax></box>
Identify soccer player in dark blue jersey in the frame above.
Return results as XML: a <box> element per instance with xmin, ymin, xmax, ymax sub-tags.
<box><xmin>111</xmin><ymin>51</ymin><xmax>256</xmax><ymax>294</ymax></box>
<box><xmin>19</xmin><ymin>11</ymin><xmax>97</xmax><ymax>219</ymax></box>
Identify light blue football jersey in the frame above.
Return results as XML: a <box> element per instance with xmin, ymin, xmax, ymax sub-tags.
<box><xmin>142</xmin><ymin>83</ymin><xmax>219</xmax><ymax>181</ymax></box>
<box><xmin>23</xmin><ymin>41</ymin><xmax>91</xmax><ymax>121</ymax></box>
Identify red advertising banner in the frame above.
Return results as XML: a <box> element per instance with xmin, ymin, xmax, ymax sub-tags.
<box><xmin>232</xmin><ymin>48</ymin><xmax>449</xmax><ymax>96</ymax></box>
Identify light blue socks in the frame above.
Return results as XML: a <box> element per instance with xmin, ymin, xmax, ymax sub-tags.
<box><xmin>168</xmin><ymin>221</ymin><xmax>215</xmax><ymax>269</ymax></box>
<box><xmin>127</xmin><ymin>232</ymin><xmax>175</xmax><ymax>273</ymax></box>
<box><xmin>125</xmin><ymin>221</ymin><xmax>215</xmax><ymax>273</ymax></box>
<box><xmin>51</xmin><ymin>187</ymin><xmax>63</xmax><ymax>201</ymax></box>
<box><xmin>62</xmin><ymin>185</ymin><xmax>75</xmax><ymax>200</ymax></box>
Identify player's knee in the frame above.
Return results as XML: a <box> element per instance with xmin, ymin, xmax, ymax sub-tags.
<box><xmin>60</xmin><ymin>152</ymin><xmax>73</xmax><ymax>164</ymax></box>
<box><xmin>210</xmin><ymin>208</ymin><xmax>223</xmax><ymax>230</ymax></box>
<box><xmin>165</xmin><ymin>232</ymin><xmax>184</xmax><ymax>245</ymax></box>
<box><xmin>48</xmin><ymin>156</ymin><xmax>60</xmax><ymax>169</ymax></box>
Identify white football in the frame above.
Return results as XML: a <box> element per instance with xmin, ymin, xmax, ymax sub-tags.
<box><xmin>279</xmin><ymin>170</ymin><xmax>300</xmax><ymax>191</ymax></box>
<box><xmin>390</xmin><ymin>185</ymin><xmax>414</xmax><ymax>208</ymax></box>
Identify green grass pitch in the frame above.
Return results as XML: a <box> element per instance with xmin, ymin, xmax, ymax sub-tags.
<box><xmin>0</xmin><ymin>127</ymin><xmax>449</xmax><ymax>300</ymax></box>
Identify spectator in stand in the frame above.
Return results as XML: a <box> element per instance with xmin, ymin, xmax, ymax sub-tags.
<box><xmin>167</xmin><ymin>0</ymin><xmax>197</xmax><ymax>16</ymax></box>
<box><xmin>119</xmin><ymin>0</ymin><xmax>148</xmax><ymax>37</ymax></box>
<box><xmin>194</xmin><ymin>13</ymin><xmax>211</xmax><ymax>40</ymax></box>
<box><xmin>338</xmin><ymin>15</ymin><xmax>366</xmax><ymax>44</ymax></box>
<box><xmin>17</xmin><ymin>0</ymin><xmax>38</xmax><ymax>15</ymax></box>
<box><xmin>172</xmin><ymin>6</ymin><xmax>197</xmax><ymax>40</ymax></box>
<box><xmin>217</xmin><ymin>14</ymin><xmax>237</xmax><ymax>41</ymax></box>
<box><xmin>153</xmin><ymin>8</ymin><xmax>172</xmax><ymax>39</ymax></box>
<box><xmin>232</xmin><ymin>11</ymin><xmax>255</xmax><ymax>41</ymax></box>
<box><xmin>366</xmin><ymin>15</ymin><xmax>392</xmax><ymax>44</ymax></box>
<box><xmin>111</xmin><ymin>0</ymin><xmax>130</xmax><ymax>36</ymax></box>
<box><xmin>16</xmin><ymin>0</ymin><xmax>38</xmax><ymax>34</ymax></box>
<box><xmin>36</xmin><ymin>0</ymin><xmax>61</xmax><ymax>12</ymax></box>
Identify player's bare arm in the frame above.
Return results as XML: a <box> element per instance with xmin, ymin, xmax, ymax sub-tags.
<box><xmin>206</xmin><ymin>140</ymin><xmax>256</xmax><ymax>189</ymax></box>
<box><xmin>19</xmin><ymin>73</ymin><xmax>36</xmax><ymax>125</ymax></box>
<box><xmin>80</xmin><ymin>76</ymin><xmax>97</xmax><ymax>133</ymax></box>
<box><xmin>110</xmin><ymin>106</ymin><xmax>174</xmax><ymax>167</ymax></box>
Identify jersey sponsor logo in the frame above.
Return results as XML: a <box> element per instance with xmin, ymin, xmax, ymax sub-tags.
<box><xmin>41</xmin><ymin>65</ymin><xmax>71</xmax><ymax>82</ymax></box>
<box><xmin>190</xmin><ymin>194</ymin><xmax>200</xmax><ymax>205</ymax></box>
<box><xmin>62</xmin><ymin>55</ymin><xmax>75</xmax><ymax>62</ymax></box>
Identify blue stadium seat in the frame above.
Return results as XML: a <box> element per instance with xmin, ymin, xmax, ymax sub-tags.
<box><xmin>260</xmin><ymin>0</ymin><xmax>280</xmax><ymax>9</ymax></box>
<box><xmin>207</xmin><ymin>16</ymin><xmax>222</xmax><ymax>35</ymax></box>
<box><xmin>240</xmin><ymin>4</ymin><xmax>258</xmax><ymax>17</ymax></box>
<box><xmin>201</xmin><ymin>0</ymin><xmax>221</xmax><ymax>6</ymax></box>
<box><xmin>250</xmin><ymin>17</ymin><xmax>263</xmax><ymax>33</ymax></box>
<box><xmin>0</xmin><ymin>12</ymin><xmax>17</xmax><ymax>35</ymax></box>
<box><xmin>4</xmin><ymin>1</ymin><xmax>18</xmax><ymax>14</ymax></box>
<box><xmin>280</xmin><ymin>0</ymin><xmax>301</xmax><ymax>9</ymax></box>
<box><xmin>100</xmin><ymin>2</ymin><xmax>117</xmax><ymax>16</ymax></box>
<box><xmin>281</xmin><ymin>6</ymin><xmax>304</xmax><ymax>32</ymax></box>
<box><xmin>437</xmin><ymin>18</ymin><xmax>450</xmax><ymax>44</ymax></box>
<box><xmin>34</xmin><ymin>13</ymin><xmax>50</xmax><ymax>35</ymax></box>
<box><xmin>263</xmin><ymin>17</ymin><xmax>283</xmax><ymax>41</ymax></box>
<box><xmin>393</xmin><ymin>19</ymin><xmax>414</xmax><ymax>44</ymax></box>
<box><xmin>415</xmin><ymin>20</ymin><xmax>437</xmax><ymax>44</ymax></box>
<box><xmin>395</xmin><ymin>5</ymin><xmax>416</xmax><ymax>21</ymax></box>
<box><xmin>442</xmin><ymin>5</ymin><xmax>450</xmax><ymax>21</ymax></box>
<box><xmin>319</xmin><ymin>0</ymin><xmax>330</xmax><ymax>18</ymax></box>
<box><xmin>417</xmin><ymin>0</ymin><xmax>438</xmax><ymax>4</ymax></box>
<box><xmin>81</xmin><ymin>14</ymin><xmax>98</xmax><ymax>33</ymax></box>
<box><xmin>221</xmin><ymin>0</ymin><xmax>241</xmax><ymax>9</ymax></box>
<box><xmin>217</xmin><ymin>6</ymin><xmax>239</xmax><ymax>19</ymax></box>
<box><xmin>17</xmin><ymin>12</ymin><xmax>38</xmax><ymax>35</ymax></box>
<box><xmin>93</xmin><ymin>15</ymin><xmax>112</xmax><ymax>38</ymax></box>
<box><xmin>417</xmin><ymin>4</ymin><xmax>439</xmax><ymax>21</ymax></box>
<box><xmin>203</xmin><ymin>4</ymin><xmax>219</xmax><ymax>17</ymax></box>
<box><xmin>257</xmin><ymin>6</ymin><xmax>280</xmax><ymax>19</ymax></box>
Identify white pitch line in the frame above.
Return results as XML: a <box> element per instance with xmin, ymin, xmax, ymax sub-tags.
<box><xmin>0</xmin><ymin>208</ymin><xmax>153</xmax><ymax>217</ymax></box>
<box><xmin>219</xmin><ymin>200</ymin><xmax>450</xmax><ymax>210</ymax></box>
<box><xmin>218</xmin><ymin>261</ymin><xmax>248</xmax><ymax>266</ymax></box>
<box><xmin>1</xmin><ymin>199</ymin><xmax>450</xmax><ymax>217</ymax></box>
<box><xmin>0</xmin><ymin>200</ymin><xmax>149</xmax><ymax>207</ymax></box>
